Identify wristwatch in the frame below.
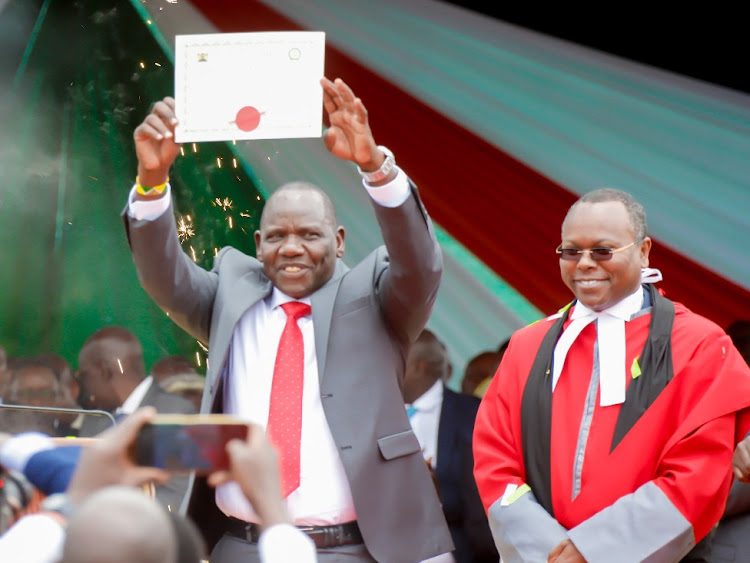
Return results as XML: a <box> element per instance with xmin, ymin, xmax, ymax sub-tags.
<box><xmin>39</xmin><ymin>493</ymin><xmax>76</xmax><ymax>520</ymax></box>
<box><xmin>356</xmin><ymin>146</ymin><xmax>395</xmax><ymax>183</ymax></box>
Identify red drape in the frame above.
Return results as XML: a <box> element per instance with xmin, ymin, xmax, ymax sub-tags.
<box><xmin>188</xmin><ymin>0</ymin><xmax>750</xmax><ymax>329</ymax></box>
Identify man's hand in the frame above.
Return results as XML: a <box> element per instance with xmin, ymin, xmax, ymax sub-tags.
<box><xmin>548</xmin><ymin>539</ymin><xmax>586</xmax><ymax>562</ymax></box>
<box><xmin>320</xmin><ymin>77</ymin><xmax>384</xmax><ymax>173</ymax></box>
<box><xmin>133</xmin><ymin>97</ymin><xmax>181</xmax><ymax>189</ymax></box>
<box><xmin>733</xmin><ymin>435</ymin><xmax>750</xmax><ymax>482</ymax></box>
<box><xmin>66</xmin><ymin>407</ymin><xmax>170</xmax><ymax>504</ymax></box>
<box><xmin>424</xmin><ymin>456</ymin><xmax>441</xmax><ymax>500</ymax></box>
<box><xmin>207</xmin><ymin>424</ymin><xmax>290</xmax><ymax>531</ymax></box>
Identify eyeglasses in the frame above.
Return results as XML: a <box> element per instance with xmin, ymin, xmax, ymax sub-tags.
<box><xmin>556</xmin><ymin>240</ymin><xmax>640</xmax><ymax>261</ymax></box>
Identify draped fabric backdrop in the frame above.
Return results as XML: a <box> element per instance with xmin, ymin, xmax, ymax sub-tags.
<box><xmin>1</xmin><ymin>0</ymin><xmax>748</xmax><ymax>385</ymax></box>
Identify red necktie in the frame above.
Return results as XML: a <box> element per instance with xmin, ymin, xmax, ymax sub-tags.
<box><xmin>266</xmin><ymin>301</ymin><xmax>311</xmax><ymax>498</ymax></box>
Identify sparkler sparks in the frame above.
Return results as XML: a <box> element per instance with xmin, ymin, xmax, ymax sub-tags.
<box><xmin>177</xmin><ymin>216</ymin><xmax>195</xmax><ymax>242</ymax></box>
<box><xmin>213</xmin><ymin>197</ymin><xmax>233</xmax><ymax>211</ymax></box>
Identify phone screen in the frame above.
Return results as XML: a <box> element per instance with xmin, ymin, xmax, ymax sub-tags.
<box><xmin>135</xmin><ymin>416</ymin><xmax>249</xmax><ymax>474</ymax></box>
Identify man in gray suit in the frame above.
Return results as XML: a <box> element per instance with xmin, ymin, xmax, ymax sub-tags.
<box><xmin>123</xmin><ymin>76</ymin><xmax>452</xmax><ymax>562</ymax></box>
<box><xmin>76</xmin><ymin>325</ymin><xmax>196</xmax><ymax>511</ymax></box>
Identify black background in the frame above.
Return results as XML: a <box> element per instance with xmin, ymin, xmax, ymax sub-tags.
<box><xmin>443</xmin><ymin>3</ymin><xmax>749</xmax><ymax>95</ymax></box>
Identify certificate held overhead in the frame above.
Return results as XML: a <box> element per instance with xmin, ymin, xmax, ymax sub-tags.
<box><xmin>174</xmin><ymin>31</ymin><xmax>325</xmax><ymax>143</ymax></box>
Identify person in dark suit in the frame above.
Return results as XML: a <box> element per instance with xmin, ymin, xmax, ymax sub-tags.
<box><xmin>75</xmin><ymin>325</ymin><xmax>196</xmax><ymax>511</ymax></box>
<box><xmin>403</xmin><ymin>329</ymin><xmax>498</xmax><ymax>563</ymax></box>
<box><xmin>712</xmin><ymin>320</ymin><xmax>750</xmax><ymax>563</ymax></box>
<box><xmin>122</xmin><ymin>77</ymin><xmax>451</xmax><ymax>562</ymax></box>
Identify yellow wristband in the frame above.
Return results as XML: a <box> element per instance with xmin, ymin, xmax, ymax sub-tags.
<box><xmin>135</xmin><ymin>175</ymin><xmax>168</xmax><ymax>196</ymax></box>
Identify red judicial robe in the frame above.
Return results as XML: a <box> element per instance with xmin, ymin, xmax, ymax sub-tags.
<box><xmin>474</xmin><ymin>299</ymin><xmax>750</xmax><ymax>549</ymax></box>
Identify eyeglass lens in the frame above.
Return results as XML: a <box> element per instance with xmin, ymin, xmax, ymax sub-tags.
<box><xmin>558</xmin><ymin>248</ymin><xmax>616</xmax><ymax>261</ymax></box>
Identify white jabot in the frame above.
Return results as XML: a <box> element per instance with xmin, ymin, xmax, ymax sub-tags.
<box><xmin>552</xmin><ymin>269</ymin><xmax>662</xmax><ymax>406</ymax></box>
<box><xmin>641</xmin><ymin>267</ymin><xmax>663</xmax><ymax>284</ymax></box>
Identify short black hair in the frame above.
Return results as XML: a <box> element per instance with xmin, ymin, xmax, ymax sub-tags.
<box><xmin>564</xmin><ymin>188</ymin><xmax>648</xmax><ymax>241</ymax></box>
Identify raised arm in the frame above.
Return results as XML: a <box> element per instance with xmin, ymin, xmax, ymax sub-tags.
<box><xmin>320</xmin><ymin>77</ymin><xmax>441</xmax><ymax>343</ymax></box>
<box><xmin>124</xmin><ymin>98</ymin><xmax>217</xmax><ymax>344</ymax></box>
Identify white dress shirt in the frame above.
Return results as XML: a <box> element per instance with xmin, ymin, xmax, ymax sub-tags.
<box><xmin>216</xmin><ymin>287</ymin><xmax>356</xmax><ymax>525</ymax></box>
<box><xmin>406</xmin><ymin>379</ymin><xmax>444</xmax><ymax>469</ymax></box>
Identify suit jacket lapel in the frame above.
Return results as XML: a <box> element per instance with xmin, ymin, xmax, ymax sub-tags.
<box><xmin>138</xmin><ymin>379</ymin><xmax>157</xmax><ymax>407</ymax></box>
<box><xmin>207</xmin><ymin>269</ymin><xmax>271</xmax><ymax>403</ymax></box>
<box><xmin>310</xmin><ymin>259</ymin><xmax>348</xmax><ymax>385</ymax></box>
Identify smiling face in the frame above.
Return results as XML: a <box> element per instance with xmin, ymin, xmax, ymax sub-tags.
<box><xmin>560</xmin><ymin>200</ymin><xmax>651</xmax><ymax>312</ymax></box>
<box><xmin>255</xmin><ymin>186</ymin><xmax>345</xmax><ymax>299</ymax></box>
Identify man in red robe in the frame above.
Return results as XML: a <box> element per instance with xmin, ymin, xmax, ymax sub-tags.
<box><xmin>473</xmin><ymin>188</ymin><xmax>750</xmax><ymax>562</ymax></box>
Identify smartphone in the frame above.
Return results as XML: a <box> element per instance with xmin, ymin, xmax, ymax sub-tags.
<box><xmin>133</xmin><ymin>414</ymin><xmax>249</xmax><ymax>475</ymax></box>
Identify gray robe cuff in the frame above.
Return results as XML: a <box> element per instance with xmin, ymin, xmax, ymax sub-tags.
<box><xmin>488</xmin><ymin>490</ymin><xmax>568</xmax><ymax>563</ymax></box>
<box><xmin>568</xmin><ymin>481</ymin><xmax>694</xmax><ymax>562</ymax></box>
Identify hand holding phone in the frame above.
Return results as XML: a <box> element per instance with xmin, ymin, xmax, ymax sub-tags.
<box><xmin>207</xmin><ymin>423</ymin><xmax>290</xmax><ymax>529</ymax></box>
<box><xmin>133</xmin><ymin>414</ymin><xmax>250</xmax><ymax>475</ymax></box>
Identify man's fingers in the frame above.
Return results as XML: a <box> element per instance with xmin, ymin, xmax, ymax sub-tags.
<box><xmin>245</xmin><ymin>423</ymin><xmax>263</xmax><ymax>446</ymax></box>
<box><xmin>322</xmin><ymin>92</ymin><xmax>337</xmax><ymax>116</ymax></box>
<box><xmin>321</xmin><ymin>128</ymin><xmax>337</xmax><ymax>152</ymax></box>
<box><xmin>162</xmin><ymin>96</ymin><xmax>176</xmax><ymax>113</ymax></box>
<box><xmin>124</xmin><ymin>467</ymin><xmax>171</xmax><ymax>487</ymax></box>
<box><xmin>320</xmin><ymin>77</ymin><xmax>341</xmax><ymax>105</ymax></box>
<box><xmin>207</xmin><ymin>470</ymin><xmax>233</xmax><ymax>488</ymax></box>
<box><xmin>143</xmin><ymin>114</ymin><xmax>175</xmax><ymax>138</ymax></box>
<box><xmin>225</xmin><ymin>439</ymin><xmax>247</xmax><ymax>460</ymax></box>
<box><xmin>150</xmin><ymin>98</ymin><xmax>178</xmax><ymax>125</ymax></box>
<box><xmin>104</xmin><ymin>406</ymin><xmax>157</xmax><ymax>447</ymax></box>
<box><xmin>353</xmin><ymin>98</ymin><xmax>368</xmax><ymax>124</ymax></box>
<box><xmin>334</xmin><ymin>78</ymin><xmax>356</xmax><ymax>104</ymax></box>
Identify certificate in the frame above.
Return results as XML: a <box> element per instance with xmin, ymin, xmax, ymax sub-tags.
<box><xmin>174</xmin><ymin>31</ymin><xmax>325</xmax><ymax>143</ymax></box>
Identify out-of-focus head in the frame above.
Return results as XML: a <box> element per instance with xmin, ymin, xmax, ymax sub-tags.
<box><xmin>559</xmin><ymin>188</ymin><xmax>651</xmax><ymax>312</ymax></box>
<box><xmin>166</xmin><ymin>509</ymin><xmax>208</xmax><ymax>563</ymax></box>
<box><xmin>60</xmin><ymin>486</ymin><xmax>177</xmax><ymax>563</ymax></box>
<box><xmin>36</xmin><ymin>352</ymin><xmax>79</xmax><ymax>406</ymax></box>
<box><xmin>727</xmin><ymin>320</ymin><xmax>750</xmax><ymax>367</ymax></box>
<box><xmin>462</xmin><ymin>350</ymin><xmax>504</xmax><ymax>397</ymax></box>
<box><xmin>255</xmin><ymin>182</ymin><xmax>345</xmax><ymax>299</ymax></box>
<box><xmin>403</xmin><ymin>329</ymin><xmax>450</xmax><ymax>404</ymax></box>
<box><xmin>151</xmin><ymin>355</ymin><xmax>198</xmax><ymax>386</ymax></box>
<box><xmin>76</xmin><ymin>326</ymin><xmax>146</xmax><ymax>412</ymax></box>
<box><xmin>6</xmin><ymin>357</ymin><xmax>62</xmax><ymax>408</ymax></box>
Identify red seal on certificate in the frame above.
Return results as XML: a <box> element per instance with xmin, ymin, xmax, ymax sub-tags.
<box><xmin>233</xmin><ymin>106</ymin><xmax>262</xmax><ymax>132</ymax></box>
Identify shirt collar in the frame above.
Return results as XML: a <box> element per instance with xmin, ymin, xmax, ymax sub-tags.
<box><xmin>571</xmin><ymin>285</ymin><xmax>645</xmax><ymax>322</ymax></box>
<box><xmin>119</xmin><ymin>376</ymin><xmax>154</xmax><ymax>415</ymax></box>
<box><xmin>411</xmin><ymin>379</ymin><xmax>444</xmax><ymax>412</ymax></box>
<box><xmin>269</xmin><ymin>287</ymin><xmax>312</xmax><ymax>311</ymax></box>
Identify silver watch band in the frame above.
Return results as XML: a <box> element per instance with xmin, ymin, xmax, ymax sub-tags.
<box><xmin>357</xmin><ymin>145</ymin><xmax>395</xmax><ymax>183</ymax></box>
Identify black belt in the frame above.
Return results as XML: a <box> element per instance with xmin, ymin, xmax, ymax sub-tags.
<box><xmin>225</xmin><ymin>516</ymin><xmax>363</xmax><ymax>549</ymax></box>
